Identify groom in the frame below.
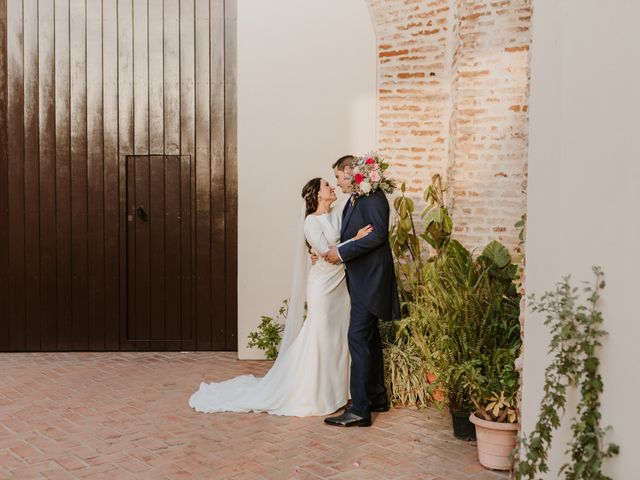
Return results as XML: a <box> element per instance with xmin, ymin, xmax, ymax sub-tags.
<box><xmin>324</xmin><ymin>155</ymin><xmax>401</xmax><ymax>427</ymax></box>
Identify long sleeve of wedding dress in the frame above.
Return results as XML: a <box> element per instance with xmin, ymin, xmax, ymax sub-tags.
<box><xmin>303</xmin><ymin>215</ymin><xmax>330</xmax><ymax>254</ymax></box>
<box><xmin>188</xmin><ymin>210</ymin><xmax>352</xmax><ymax>417</ymax></box>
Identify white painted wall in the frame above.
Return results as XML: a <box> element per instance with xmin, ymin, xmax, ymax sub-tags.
<box><xmin>237</xmin><ymin>1</ymin><xmax>376</xmax><ymax>359</ymax></box>
<box><xmin>523</xmin><ymin>1</ymin><xmax>640</xmax><ymax>478</ymax></box>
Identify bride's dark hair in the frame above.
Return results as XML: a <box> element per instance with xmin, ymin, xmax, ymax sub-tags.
<box><xmin>301</xmin><ymin>177</ymin><xmax>322</xmax><ymax>217</ymax></box>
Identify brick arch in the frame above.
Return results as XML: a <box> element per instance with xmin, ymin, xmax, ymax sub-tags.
<box><xmin>362</xmin><ymin>0</ymin><xmax>531</xmax><ymax>252</ymax></box>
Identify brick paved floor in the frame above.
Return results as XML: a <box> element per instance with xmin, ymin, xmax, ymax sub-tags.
<box><xmin>0</xmin><ymin>352</ymin><xmax>509</xmax><ymax>479</ymax></box>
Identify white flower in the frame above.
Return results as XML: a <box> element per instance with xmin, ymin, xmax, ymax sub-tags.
<box><xmin>360</xmin><ymin>182</ymin><xmax>372</xmax><ymax>194</ymax></box>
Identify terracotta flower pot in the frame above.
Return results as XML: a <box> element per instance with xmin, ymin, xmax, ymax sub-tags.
<box><xmin>469</xmin><ymin>413</ymin><xmax>519</xmax><ymax>471</ymax></box>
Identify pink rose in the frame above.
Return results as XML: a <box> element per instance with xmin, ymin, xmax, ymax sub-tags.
<box><xmin>370</xmin><ymin>171</ymin><xmax>381</xmax><ymax>182</ymax></box>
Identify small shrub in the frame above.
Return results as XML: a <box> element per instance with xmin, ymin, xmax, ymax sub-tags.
<box><xmin>246</xmin><ymin>300</ymin><xmax>287</xmax><ymax>360</ymax></box>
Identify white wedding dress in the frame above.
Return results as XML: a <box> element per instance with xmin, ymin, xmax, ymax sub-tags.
<box><xmin>189</xmin><ymin>209</ymin><xmax>351</xmax><ymax>417</ymax></box>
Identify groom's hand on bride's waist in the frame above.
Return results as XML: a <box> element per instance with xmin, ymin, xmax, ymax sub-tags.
<box><xmin>324</xmin><ymin>245</ymin><xmax>342</xmax><ymax>265</ymax></box>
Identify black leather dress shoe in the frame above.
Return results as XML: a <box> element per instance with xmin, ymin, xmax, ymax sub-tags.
<box><xmin>340</xmin><ymin>399</ymin><xmax>389</xmax><ymax>413</ymax></box>
<box><xmin>370</xmin><ymin>401</ymin><xmax>390</xmax><ymax>412</ymax></box>
<box><xmin>324</xmin><ymin>410</ymin><xmax>372</xmax><ymax>427</ymax></box>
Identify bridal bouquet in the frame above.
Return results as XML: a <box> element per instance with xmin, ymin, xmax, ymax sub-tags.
<box><xmin>351</xmin><ymin>152</ymin><xmax>396</xmax><ymax>197</ymax></box>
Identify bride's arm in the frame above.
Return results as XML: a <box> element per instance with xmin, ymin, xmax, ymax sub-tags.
<box><xmin>303</xmin><ymin>217</ymin><xmax>330</xmax><ymax>255</ymax></box>
<box><xmin>338</xmin><ymin>224</ymin><xmax>373</xmax><ymax>249</ymax></box>
<box><xmin>353</xmin><ymin>224</ymin><xmax>373</xmax><ymax>241</ymax></box>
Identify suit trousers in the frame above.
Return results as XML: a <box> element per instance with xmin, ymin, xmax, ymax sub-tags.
<box><xmin>347</xmin><ymin>297</ymin><xmax>388</xmax><ymax>417</ymax></box>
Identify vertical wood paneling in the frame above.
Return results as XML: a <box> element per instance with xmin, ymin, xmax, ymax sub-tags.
<box><xmin>163</xmin><ymin>1</ymin><xmax>181</xmax><ymax>351</ymax></box>
<box><xmin>87</xmin><ymin>0</ymin><xmax>105</xmax><ymax>349</ymax></box>
<box><xmin>0</xmin><ymin>0</ymin><xmax>9</xmax><ymax>351</ymax></box>
<box><xmin>224</xmin><ymin>0</ymin><xmax>238</xmax><ymax>348</ymax></box>
<box><xmin>103</xmin><ymin>0</ymin><xmax>119</xmax><ymax>349</ymax></box>
<box><xmin>3</xmin><ymin>0</ymin><xmax>236</xmax><ymax>352</ymax></box>
<box><xmin>180</xmin><ymin>0</ymin><xmax>196</xmax><ymax>350</ymax></box>
<box><xmin>148</xmin><ymin>0</ymin><xmax>165</xmax><ymax>350</ymax></box>
<box><xmin>23</xmin><ymin>0</ymin><xmax>41</xmax><ymax>350</ymax></box>
<box><xmin>210</xmin><ymin>0</ymin><xmax>225</xmax><ymax>350</ymax></box>
<box><xmin>163</xmin><ymin>0</ymin><xmax>179</xmax><ymax>156</ymax></box>
<box><xmin>133</xmin><ymin>156</ymin><xmax>150</xmax><ymax>347</ymax></box>
<box><xmin>148</xmin><ymin>0</ymin><xmax>163</xmax><ymax>153</ymax></box>
<box><xmin>164</xmin><ymin>155</ymin><xmax>181</xmax><ymax>345</ymax></box>
<box><xmin>180</xmin><ymin>155</ymin><xmax>194</xmax><ymax>350</ymax></box>
<box><xmin>149</xmin><ymin>156</ymin><xmax>165</xmax><ymax>348</ymax></box>
<box><xmin>38</xmin><ymin>0</ymin><xmax>57</xmax><ymax>350</ymax></box>
<box><xmin>70</xmin><ymin>0</ymin><xmax>88</xmax><ymax>349</ymax></box>
<box><xmin>133</xmin><ymin>0</ymin><xmax>148</xmax><ymax>154</ymax></box>
<box><xmin>7</xmin><ymin>0</ymin><xmax>24</xmax><ymax>351</ymax></box>
<box><xmin>125</xmin><ymin>157</ymin><xmax>135</xmax><ymax>341</ymax></box>
<box><xmin>54</xmin><ymin>0</ymin><xmax>72</xmax><ymax>350</ymax></box>
<box><xmin>179</xmin><ymin>0</ymin><xmax>195</xmax><ymax>156</ymax></box>
<box><xmin>118</xmin><ymin>0</ymin><xmax>134</xmax><ymax>350</ymax></box>
<box><xmin>194</xmin><ymin>0</ymin><xmax>211</xmax><ymax>350</ymax></box>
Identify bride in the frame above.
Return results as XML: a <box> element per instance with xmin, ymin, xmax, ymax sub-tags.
<box><xmin>188</xmin><ymin>177</ymin><xmax>372</xmax><ymax>416</ymax></box>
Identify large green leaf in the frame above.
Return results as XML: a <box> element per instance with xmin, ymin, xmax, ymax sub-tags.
<box><xmin>481</xmin><ymin>240</ymin><xmax>510</xmax><ymax>268</ymax></box>
<box><xmin>423</xmin><ymin>208</ymin><xmax>442</xmax><ymax>225</ymax></box>
<box><xmin>405</xmin><ymin>196</ymin><xmax>415</xmax><ymax>213</ymax></box>
<box><xmin>443</xmin><ymin>214</ymin><xmax>453</xmax><ymax>233</ymax></box>
<box><xmin>400</xmin><ymin>216</ymin><xmax>413</xmax><ymax>231</ymax></box>
<box><xmin>447</xmin><ymin>240</ymin><xmax>471</xmax><ymax>263</ymax></box>
<box><xmin>420</xmin><ymin>232</ymin><xmax>436</xmax><ymax>249</ymax></box>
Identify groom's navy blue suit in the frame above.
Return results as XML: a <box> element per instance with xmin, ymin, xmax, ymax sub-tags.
<box><xmin>338</xmin><ymin>189</ymin><xmax>400</xmax><ymax>417</ymax></box>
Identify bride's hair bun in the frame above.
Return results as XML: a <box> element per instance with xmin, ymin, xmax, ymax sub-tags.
<box><xmin>301</xmin><ymin>177</ymin><xmax>322</xmax><ymax>217</ymax></box>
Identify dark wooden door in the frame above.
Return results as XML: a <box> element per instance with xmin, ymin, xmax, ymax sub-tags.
<box><xmin>0</xmin><ymin>0</ymin><xmax>237</xmax><ymax>351</ymax></box>
<box><xmin>125</xmin><ymin>155</ymin><xmax>195</xmax><ymax>351</ymax></box>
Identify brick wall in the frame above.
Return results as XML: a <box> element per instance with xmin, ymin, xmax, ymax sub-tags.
<box><xmin>366</xmin><ymin>0</ymin><xmax>531</xmax><ymax>251</ymax></box>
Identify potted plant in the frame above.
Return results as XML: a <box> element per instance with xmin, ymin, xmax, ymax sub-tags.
<box><xmin>415</xmin><ymin>239</ymin><xmax>520</xmax><ymax>441</ymax></box>
<box><xmin>386</xmin><ymin>178</ymin><xmax>520</xmax><ymax>448</ymax></box>
<box><xmin>410</xmin><ymin>241</ymin><xmax>476</xmax><ymax>439</ymax></box>
<box><xmin>466</xmin><ymin>348</ymin><xmax>520</xmax><ymax>470</ymax></box>
<box><xmin>460</xmin><ymin>243</ymin><xmax>522</xmax><ymax>470</ymax></box>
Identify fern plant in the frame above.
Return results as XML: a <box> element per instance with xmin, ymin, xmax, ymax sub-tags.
<box><xmin>414</xmin><ymin>240</ymin><xmax>521</xmax><ymax>412</ymax></box>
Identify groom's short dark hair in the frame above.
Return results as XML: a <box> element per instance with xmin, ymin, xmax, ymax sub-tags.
<box><xmin>332</xmin><ymin>155</ymin><xmax>355</xmax><ymax>171</ymax></box>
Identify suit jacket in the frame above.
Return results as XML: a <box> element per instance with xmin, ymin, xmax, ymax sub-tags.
<box><xmin>338</xmin><ymin>189</ymin><xmax>401</xmax><ymax>321</ymax></box>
